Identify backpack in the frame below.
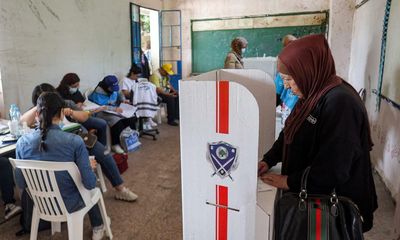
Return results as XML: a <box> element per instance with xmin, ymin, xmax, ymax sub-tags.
<box><xmin>17</xmin><ymin>189</ymin><xmax>51</xmax><ymax>236</ymax></box>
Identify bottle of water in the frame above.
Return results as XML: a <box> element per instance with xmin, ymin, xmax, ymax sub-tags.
<box><xmin>8</xmin><ymin>104</ymin><xmax>21</xmax><ymax>136</ymax></box>
<box><xmin>9</xmin><ymin>104</ymin><xmax>21</xmax><ymax>121</ymax></box>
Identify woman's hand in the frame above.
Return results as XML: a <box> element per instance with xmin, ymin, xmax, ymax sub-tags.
<box><xmin>63</xmin><ymin>108</ymin><xmax>74</xmax><ymax>117</ymax></box>
<box><xmin>89</xmin><ymin>156</ymin><xmax>97</xmax><ymax>170</ymax></box>
<box><xmin>76</xmin><ymin>102</ymin><xmax>84</xmax><ymax>110</ymax></box>
<box><xmin>260</xmin><ymin>174</ymin><xmax>289</xmax><ymax>190</ymax></box>
<box><xmin>115</xmin><ymin>107</ymin><xmax>123</xmax><ymax>113</ymax></box>
<box><xmin>258</xmin><ymin>161</ymin><xmax>269</xmax><ymax>176</ymax></box>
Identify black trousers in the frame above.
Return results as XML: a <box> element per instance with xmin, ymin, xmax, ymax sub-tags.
<box><xmin>159</xmin><ymin>94</ymin><xmax>179</xmax><ymax>123</ymax></box>
<box><xmin>110</xmin><ymin>117</ymin><xmax>137</xmax><ymax>145</ymax></box>
<box><xmin>0</xmin><ymin>152</ymin><xmax>16</xmax><ymax>205</ymax></box>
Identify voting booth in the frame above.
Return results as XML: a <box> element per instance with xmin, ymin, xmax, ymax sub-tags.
<box><xmin>180</xmin><ymin>69</ymin><xmax>277</xmax><ymax>240</ymax></box>
<box><xmin>243</xmin><ymin>57</ymin><xmax>277</xmax><ymax>80</ymax></box>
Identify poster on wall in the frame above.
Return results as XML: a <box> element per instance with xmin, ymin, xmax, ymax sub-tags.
<box><xmin>381</xmin><ymin>0</ymin><xmax>400</xmax><ymax>104</ymax></box>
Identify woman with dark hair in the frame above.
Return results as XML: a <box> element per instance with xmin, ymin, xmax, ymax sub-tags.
<box><xmin>224</xmin><ymin>37</ymin><xmax>248</xmax><ymax>69</ymax></box>
<box><xmin>15</xmin><ymin>92</ymin><xmax>106</xmax><ymax>239</ymax></box>
<box><xmin>89</xmin><ymin>75</ymin><xmax>137</xmax><ymax>154</ymax></box>
<box><xmin>56</xmin><ymin>74</ymin><xmax>108</xmax><ymax>146</ymax></box>
<box><xmin>56</xmin><ymin>73</ymin><xmax>85</xmax><ymax>108</ymax></box>
<box><xmin>21</xmin><ymin>83</ymin><xmax>139</xmax><ymax>202</ymax></box>
<box><xmin>258</xmin><ymin>34</ymin><xmax>377</xmax><ymax>233</ymax></box>
<box><xmin>122</xmin><ymin>64</ymin><xmax>158</xmax><ymax>128</ymax></box>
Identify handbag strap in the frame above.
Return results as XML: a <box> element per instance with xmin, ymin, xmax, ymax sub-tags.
<box><xmin>299</xmin><ymin>166</ymin><xmax>338</xmax><ymax>202</ymax></box>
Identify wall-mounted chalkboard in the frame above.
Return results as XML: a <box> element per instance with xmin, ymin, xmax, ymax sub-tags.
<box><xmin>191</xmin><ymin>12</ymin><xmax>328</xmax><ymax>74</ymax></box>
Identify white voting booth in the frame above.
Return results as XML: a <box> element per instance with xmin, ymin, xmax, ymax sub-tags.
<box><xmin>243</xmin><ymin>57</ymin><xmax>277</xmax><ymax>80</ymax></box>
<box><xmin>180</xmin><ymin>69</ymin><xmax>277</xmax><ymax>240</ymax></box>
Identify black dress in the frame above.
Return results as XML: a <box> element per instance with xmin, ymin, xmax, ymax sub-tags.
<box><xmin>262</xmin><ymin>83</ymin><xmax>378</xmax><ymax>232</ymax></box>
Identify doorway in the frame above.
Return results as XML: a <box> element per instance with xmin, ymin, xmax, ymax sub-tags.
<box><xmin>130</xmin><ymin>4</ymin><xmax>160</xmax><ymax>77</ymax></box>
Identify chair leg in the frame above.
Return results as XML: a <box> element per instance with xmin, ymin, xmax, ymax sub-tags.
<box><xmin>96</xmin><ymin>166</ymin><xmax>107</xmax><ymax>193</ymax></box>
<box><xmin>51</xmin><ymin>221</ymin><xmax>61</xmax><ymax>235</ymax></box>
<box><xmin>98</xmin><ymin>196</ymin><xmax>113</xmax><ymax>239</ymax></box>
<box><xmin>30</xmin><ymin>206</ymin><xmax>40</xmax><ymax>240</ymax></box>
<box><xmin>67</xmin><ymin>214</ymin><xmax>84</xmax><ymax>240</ymax></box>
<box><xmin>157</xmin><ymin>108</ymin><xmax>162</xmax><ymax>124</ymax></box>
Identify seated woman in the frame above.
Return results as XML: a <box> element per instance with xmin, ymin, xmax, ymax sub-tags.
<box><xmin>56</xmin><ymin>73</ymin><xmax>108</xmax><ymax>146</ymax></box>
<box><xmin>89</xmin><ymin>75</ymin><xmax>137</xmax><ymax>154</ymax></box>
<box><xmin>15</xmin><ymin>92</ymin><xmax>105</xmax><ymax>239</ymax></box>
<box><xmin>20</xmin><ymin>83</ymin><xmax>138</xmax><ymax>202</ymax></box>
<box><xmin>122</xmin><ymin>64</ymin><xmax>158</xmax><ymax>128</ymax></box>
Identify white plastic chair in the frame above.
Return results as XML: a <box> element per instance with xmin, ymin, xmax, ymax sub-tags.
<box><xmin>156</xmin><ymin>103</ymin><xmax>167</xmax><ymax>124</ymax></box>
<box><xmin>9</xmin><ymin>158</ymin><xmax>113</xmax><ymax>240</ymax></box>
<box><xmin>89</xmin><ymin>155</ymin><xmax>107</xmax><ymax>193</ymax></box>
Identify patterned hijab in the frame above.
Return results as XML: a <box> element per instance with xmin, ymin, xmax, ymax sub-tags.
<box><xmin>279</xmin><ymin>34</ymin><xmax>342</xmax><ymax>144</ymax></box>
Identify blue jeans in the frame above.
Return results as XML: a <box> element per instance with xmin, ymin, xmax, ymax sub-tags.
<box><xmin>88</xmin><ymin>142</ymin><xmax>123</xmax><ymax>187</ymax></box>
<box><xmin>88</xmin><ymin>204</ymin><xmax>103</xmax><ymax>227</ymax></box>
<box><xmin>0</xmin><ymin>154</ymin><xmax>16</xmax><ymax>205</ymax></box>
<box><xmin>82</xmin><ymin>117</ymin><xmax>108</xmax><ymax>146</ymax></box>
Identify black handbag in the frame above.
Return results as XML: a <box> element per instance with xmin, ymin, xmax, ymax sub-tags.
<box><xmin>274</xmin><ymin>167</ymin><xmax>364</xmax><ymax>240</ymax></box>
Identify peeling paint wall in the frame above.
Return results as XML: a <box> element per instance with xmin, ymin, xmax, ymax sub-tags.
<box><xmin>0</xmin><ymin>0</ymin><xmax>161</xmax><ymax>114</ymax></box>
<box><xmin>348</xmin><ymin>0</ymin><xmax>400</xmax><ymax>199</ymax></box>
<box><xmin>328</xmin><ymin>0</ymin><xmax>355</xmax><ymax>80</ymax></box>
<box><xmin>162</xmin><ymin>0</ymin><xmax>330</xmax><ymax>77</ymax></box>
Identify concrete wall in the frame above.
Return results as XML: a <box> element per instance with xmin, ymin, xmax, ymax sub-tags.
<box><xmin>348</xmin><ymin>0</ymin><xmax>400</xmax><ymax>199</ymax></box>
<box><xmin>328</xmin><ymin>0</ymin><xmax>355</xmax><ymax>80</ymax></box>
<box><xmin>0</xmin><ymin>0</ymin><xmax>162</xmax><ymax>114</ymax></box>
<box><xmin>163</xmin><ymin>0</ymin><xmax>330</xmax><ymax>77</ymax></box>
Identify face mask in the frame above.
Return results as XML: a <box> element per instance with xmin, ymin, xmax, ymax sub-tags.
<box><xmin>241</xmin><ymin>48</ymin><xmax>246</xmax><ymax>54</ymax></box>
<box><xmin>69</xmin><ymin>87</ymin><xmax>78</xmax><ymax>94</ymax></box>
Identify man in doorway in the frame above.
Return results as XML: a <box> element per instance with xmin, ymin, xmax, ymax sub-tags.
<box><xmin>150</xmin><ymin>64</ymin><xmax>179</xmax><ymax>126</ymax></box>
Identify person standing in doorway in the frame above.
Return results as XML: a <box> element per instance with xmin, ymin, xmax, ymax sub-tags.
<box><xmin>224</xmin><ymin>37</ymin><xmax>248</xmax><ymax>69</ymax></box>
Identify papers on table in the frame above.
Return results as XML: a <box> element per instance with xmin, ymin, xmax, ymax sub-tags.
<box><xmin>257</xmin><ymin>178</ymin><xmax>274</xmax><ymax>192</ymax></box>
<box><xmin>0</xmin><ymin>123</ymin><xmax>8</xmax><ymax>131</ymax></box>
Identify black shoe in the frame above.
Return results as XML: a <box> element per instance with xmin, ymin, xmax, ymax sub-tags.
<box><xmin>167</xmin><ymin>121</ymin><xmax>179</xmax><ymax>126</ymax></box>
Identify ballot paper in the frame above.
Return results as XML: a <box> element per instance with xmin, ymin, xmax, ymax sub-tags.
<box><xmin>61</xmin><ymin>117</ymin><xmax>81</xmax><ymax>132</ymax></box>
<box><xmin>257</xmin><ymin>178</ymin><xmax>274</xmax><ymax>192</ymax></box>
<box><xmin>82</xmin><ymin>100</ymin><xmax>101</xmax><ymax>111</ymax></box>
<box><xmin>103</xmin><ymin>103</ymin><xmax>137</xmax><ymax>118</ymax></box>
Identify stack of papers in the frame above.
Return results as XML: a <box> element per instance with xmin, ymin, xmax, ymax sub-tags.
<box><xmin>82</xmin><ymin>100</ymin><xmax>101</xmax><ymax>111</ymax></box>
<box><xmin>257</xmin><ymin>179</ymin><xmax>274</xmax><ymax>192</ymax></box>
<box><xmin>103</xmin><ymin>103</ymin><xmax>137</xmax><ymax>118</ymax></box>
<box><xmin>62</xmin><ymin>118</ymin><xmax>81</xmax><ymax>132</ymax></box>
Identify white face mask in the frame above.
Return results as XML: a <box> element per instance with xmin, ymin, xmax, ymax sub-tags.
<box><xmin>69</xmin><ymin>87</ymin><xmax>78</xmax><ymax>94</ymax></box>
<box><xmin>241</xmin><ymin>48</ymin><xmax>246</xmax><ymax>54</ymax></box>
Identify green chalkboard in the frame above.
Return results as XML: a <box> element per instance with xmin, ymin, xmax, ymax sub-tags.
<box><xmin>192</xmin><ymin>25</ymin><xmax>327</xmax><ymax>74</ymax></box>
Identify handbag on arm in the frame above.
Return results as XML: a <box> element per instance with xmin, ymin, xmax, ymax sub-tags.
<box><xmin>274</xmin><ymin>167</ymin><xmax>364</xmax><ymax>240</ymax></box>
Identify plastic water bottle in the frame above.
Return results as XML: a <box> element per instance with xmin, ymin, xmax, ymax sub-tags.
<box><xmin>9</xmin><ymin>104</ymin><xmax>21</xmax><ymax>121</ymax></box>
<box><xmin>8</xmin><ymin>104</ymin><xmax>21</xmax><ymax>136</ymax></box>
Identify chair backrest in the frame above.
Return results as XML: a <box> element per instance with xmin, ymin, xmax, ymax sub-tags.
<box><xmin>84</xmin><ymin>88</ymin><xmax>94</xmax><ymax>100</ymax></box>
<box><xmin>9</xmin><ymin>158</ymin><xmax>92</xmax><ymax>221</ymax></box>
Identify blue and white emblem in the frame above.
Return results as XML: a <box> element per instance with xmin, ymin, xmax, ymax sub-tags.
<box><xmin>207</xmin><ymin>141</ymin><xmax>239</xmax><ymax>180</ymax></box>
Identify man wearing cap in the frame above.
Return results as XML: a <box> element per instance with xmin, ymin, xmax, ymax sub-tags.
<box><xmin>150</xmin><ymin>64</ymin><xmax>179</xmax><ymax>126</ymax></box>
